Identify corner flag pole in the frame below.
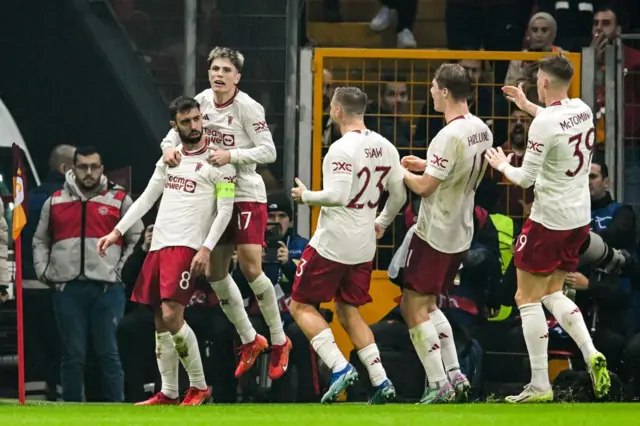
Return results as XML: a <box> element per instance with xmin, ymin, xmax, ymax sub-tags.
<box><xmin>12</xmin><ymin>143</ymin><xmax>27</xmax><ymax>405</ymax></box>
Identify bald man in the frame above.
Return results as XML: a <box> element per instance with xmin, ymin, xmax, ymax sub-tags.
<box><xmin>22</xmin><ymin>144</ymin><xmax>75</xmax><ymax>400</ymax></box>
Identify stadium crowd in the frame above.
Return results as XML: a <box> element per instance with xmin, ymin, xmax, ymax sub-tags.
<box><xmin>1</xmin><ymin>0</ymin><xmax>640</xmax><ymax>405</ymax></box>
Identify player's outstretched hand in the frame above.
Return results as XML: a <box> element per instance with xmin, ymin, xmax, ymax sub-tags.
<box><xmin>163</xmin><ymin>147</ymin><xmax>181</xmax><ymax>167</ymax></box>
<box><xmin>97</xmin><ymin>230</ymin><xmax>122</xmax><ymax>256</ymax></box>
<box><xmin>401</xmin><ymin>155</ymin><xmax>427</xmax><ymax>172</ymax></box>
<box><xmin>374</xmin><ymin>223</ymin><xmax>385</xmax><ymax>239</ymax></box>
<box><xmin>291</xmin><ymin>178</ymin><xmax>307</xmax><ymax>204</ymax></box>
<box><xmin>484</xmin><ymin>147</ymin><xmax>513</xmax><ymax>172</ymax></box>
<box><xmin>502</xmin><ymin>82</ymin><xmax>528</xmax><ymax>110</ymax></box>
<box><xmin>190</xmin><ymin>247</ymin><xmax>211</xmax><ymax>278</ymax></box>
<box><xmin>207</xmin><ymin>145</ymin><xmax>232</xmax><ymax>166</ymax></box>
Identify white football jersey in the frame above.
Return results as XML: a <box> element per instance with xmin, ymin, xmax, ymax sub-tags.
<box><xmin>526</xmin><ymin>98</ymin><xmax>594</xmax><ymax>230</ymax></box>
<box><xmin>161</xmin><ymin>88</ymin><xmax>275</xmax><ymax>203</ymax></box>
<box><xmin>310</xmin><ymin>130</ymin><xmax>405</xmax><ymax>264</ymax></box>
<box><xmin>416</xmin><ymin>114</ymin><xmax>493</xmax><ymax>253</ymax></box>
<box><xmin>116</xmin><ymin>145</ymin><xmax>236</xmax><ymax>251</ymax></box>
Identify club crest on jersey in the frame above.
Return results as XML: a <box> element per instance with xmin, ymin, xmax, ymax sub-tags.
<box><xmin>228</xmin><ymin>115</ymin><xmax>233</xmax><ymax>126</ymax></box>
<box><xmin>252</xmin><ymin>121</ymin><xmax>268</xmax><ymax>133</ymax></box>
<box><xmin>527</xmin><ymin>140</ymin><xmax>544</xmax><ymax>153</ymax></box>
<box><xmin>430</xmin><ymin>155</ymin><xmax>448</xmax><ymax>169</ymax></box>
<box><xmin>332</xmin><ymin>161</ymin><xmax>352</xmax><ymax>174</ymax></box>
<box><xmin>98</xmin><ymin>206</ymin><xmax>109</xmax><ymax>216</ymax></box>
<box><xmin>195</xmin><ymin>162</ymin><xmax>203</xmax><ymax>172</ymax></box>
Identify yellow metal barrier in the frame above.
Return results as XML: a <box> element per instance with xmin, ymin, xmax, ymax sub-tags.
<box><xmin>312</xmin><ymin>48</ymin><xmax>581</xmax><ymax>275</ymax></box>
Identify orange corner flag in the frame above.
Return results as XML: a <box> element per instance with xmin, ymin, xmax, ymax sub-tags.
<box><xmin>12</xmin><ymin>144</ymin><xmax>27</xmax><ymax>240</ymax></box>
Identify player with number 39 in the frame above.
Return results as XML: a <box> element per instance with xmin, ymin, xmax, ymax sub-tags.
<box><xmin>290</xmin><ymin>87</ymin><xmax>406</xmax><ymax>405</ymax></box>
<box><xmin>486</xmin><ymin>54</ymin><xmax>609</xmax><ymax>403</ymax></box>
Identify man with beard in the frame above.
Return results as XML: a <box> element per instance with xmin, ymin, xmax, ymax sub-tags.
<box><xmin>160</xmin><ymin>47</ymin><xmax>292</xmax><ymax>382</ymax></box>
<box><xmin>493</xmin><ymin>109</ymin><xmax>534</xmax><ymax>222</ymax></box>
<box><xmin>98</xmin><ymin>96</ymin><xmax>236</xmax><ymax>405</ymax></box>
<box><xmin>33</xmin><ymin>146</ymin><xmax>142</xmax><ymax>402</ymax></box>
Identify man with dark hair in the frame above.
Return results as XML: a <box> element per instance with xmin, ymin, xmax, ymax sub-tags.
<box><xmin>99</xmin><ymin>95</ymin><xmax>237</xmax><ymax>406</ymax></box>
<box><xmin>159</xmin><ymin>47</ymin><xmax>291</xmax><ymax>382</ymax></box>
<box><xmin>33</xmin><ymin>146</ymin><xmax>142</xmax><ymax>402</ymax></box>
<box><xmin>487</xmin><ymin>55</ymin><xmax>610</xmax><ymax>402</ymax></box>
<box><xmin>290</xmin><ymin>86</ymin><xmax>406</xmax><ymax>404</ymax></box>
<box><xmin>588</xmin><ymin>160</ymin><xmax>636</xmax><ymax>250</ymax></box>
<box><xmin>400</xmin><ymin>62</ymin><xmax>492</xmax><ymax>403</ymax></box>
<box><xmin>365</xmin><ymin>74</ymin><xmax>414</xmax><ymax>150</ymax></box>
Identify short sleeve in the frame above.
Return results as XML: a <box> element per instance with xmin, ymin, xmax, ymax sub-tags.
<box><xmin>425</xmin><ymin>130</ymin><xmax>458</xmax><ymax>180</ymax></box>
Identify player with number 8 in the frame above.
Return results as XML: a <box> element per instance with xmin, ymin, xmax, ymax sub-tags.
<box><xmin>486</xmin><ymin>54</ymin><xmax>609</xmax><ymax>403</ymax></box>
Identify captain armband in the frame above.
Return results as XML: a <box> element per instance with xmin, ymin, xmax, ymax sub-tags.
<box><xmin>215</xmin><ymin>182</ymin><xmax>236</xmax><ymax>199</ymax></box>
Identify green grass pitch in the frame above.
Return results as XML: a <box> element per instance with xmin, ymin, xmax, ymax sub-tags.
<box><xmin>1</xmin><ymin>402</ymin><xmax>639</xmax><ymax>426</ymax></box>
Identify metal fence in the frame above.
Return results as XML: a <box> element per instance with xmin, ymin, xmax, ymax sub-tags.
<box><xmin>299</xmin><ymin>48</ymin><xmax>583</xmax><ymax>272</ymax></box>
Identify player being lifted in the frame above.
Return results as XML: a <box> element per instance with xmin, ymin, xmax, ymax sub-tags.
<box><xmin>486</xmin><ymin>55</ymin><xmax>610</xmax><ymax>403</ymax></box>
<box><xmin>161</xmin><ymin>47</ymin><xmax>291</xmax><ymax>380</ymax></box>
<box><xmin>401</xmin><ymin>64</ymin><xmax>492</xmax><ymax>403</ymax></box>
<box><xmin>290</xmin><ymin>87</ymin><xmax>406</xmax><ymax>404</ymax></box>
<box><xmin>98</xmin><ymin>97</ymin><xmax>234</xmax><ymax>405</ymax></box>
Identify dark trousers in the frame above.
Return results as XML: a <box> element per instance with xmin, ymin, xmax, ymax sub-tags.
<box><xmin>445</xmin><ymin>0</ymin><xmax>534</xmax><ymax>82</ymax></box>
<box><xmin>23</xmin><ymin>288</ymin><xmax>60</xmax><ymax>400</ymax></box>
<box><xmin>380</xmin><ymin>0</ymin><xmax>418</xmax><ymax>32</ymax></box>
<box><xmin>53</xmin><ymin>281</ymin><xmax>125</xmax><ymax>402</ymax></box>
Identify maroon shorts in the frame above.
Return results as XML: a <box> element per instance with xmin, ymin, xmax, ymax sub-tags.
<box><xmin>291</xmin><ymin>246</ymin><xmax>373</xmax><ymax>307</ymax></box>
<box><xmin>220</xmin><ymin>202</ymin><xmax>267</xmax><ymax>246</ymax></box>
<box><xmin>514</xmin><ymin>219</ymin><xmax>590</xmax><ymax>274</ymax></box>
<box><xmin>402</xmin><ymin>234</ymin><xmax>466</xmax><ymax>295</ymax></box>
<box><xmin>131</xmin><ymin>246</ymin><xmax>197</xmax><ymax>307</ymax></box>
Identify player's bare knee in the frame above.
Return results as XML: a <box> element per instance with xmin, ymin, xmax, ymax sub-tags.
<box><xmin>237</xmin><ymin>244</ymin><xmax>263</xmax><ymax>282</ymax></box>
<box><xmin>161</xmin><ymin>301</ymin><xmax>184</xmax><ymax>333</ymax></box>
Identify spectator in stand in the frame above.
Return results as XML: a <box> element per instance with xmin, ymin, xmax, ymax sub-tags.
<box><xmin>369</xmin><ymin>0</ymin><xmax>418</xmax><ymax>48</ymax></box>
<box><xmin>591</xmin><ymin>4</ymin><xmax>640</xmax><ymax>205</ymax></box>
<box><xmin>21</xmin><ymin>144</ymin><xmax>75</xmax><ymax>400</ymax></box>
<box><xmin>492</xmin><ymin>109</ymin><xmax>534</xmax><ymax>222</ymax></box>
<box><xmin>365</xmin><ymin>74</ymin><xmax>417</xmax><ymax>154</ymax></box>
<box><xmin>505</xmin><ymin>13</ymin><xmax>564</xmax><ymax>87</ymax></box>
<box><xmin>32</xmin><ymin>146</ymin><xmax>142</xmax><ymax>402</ymax></box>
<box><xmin>322</xmin><ymin>69</ymin><xmax>341</xmax><ymax>147</ymax></box>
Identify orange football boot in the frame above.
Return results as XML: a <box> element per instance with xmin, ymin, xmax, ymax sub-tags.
<box><xmin>235</xmin><ymin>334</ymin><xmax>269</xmax><ymax>378</ymax></box>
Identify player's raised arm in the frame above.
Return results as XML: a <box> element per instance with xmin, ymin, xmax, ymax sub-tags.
<box><xmin>375</xmin><ymin>151</ymin><xmax>407</xmax><ymax>234</ymax></box>
<box><xmin>229</xmin><ymin>100</ymin><xmax>277</xmax><ymax>165</ymax></box>
<box><xmin>485</xmin><ymin>120</ymin><xmax>547</xmax><ymax>189</ymax></box>
<box><xmin>294</xmin><ymin>147</ymin><xmax>353</xmax><ymax>207</ymax></box>
<box><xmin>202</xmin><ymin>165</ymin><xmax>237</xmax><ymax>251</ymax></box>
<box><xmin>97</xmin><ymin>162</ymin><xmax>167</xmax><ymax>254</ymax></box>
<box><xmin>502</xmin><ymin>83</ymin><xmax>544</xmax><ymax>118</ymax></box>
<box><xmin>404</xmin><ymin>133</ymin><xmax>457</xmax><ymax>198</ymax></box>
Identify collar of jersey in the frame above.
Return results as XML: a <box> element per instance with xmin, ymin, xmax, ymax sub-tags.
<box><xmin>181</xmin><ymin>144</ymin><xmax>208</xmax><ymax>156</ymax></box>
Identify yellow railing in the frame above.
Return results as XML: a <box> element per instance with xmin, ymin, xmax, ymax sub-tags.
<box><xmin>312</xmin><ymin>48</ymin><xmax>582</xmax><ymax>277</ymax></box>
